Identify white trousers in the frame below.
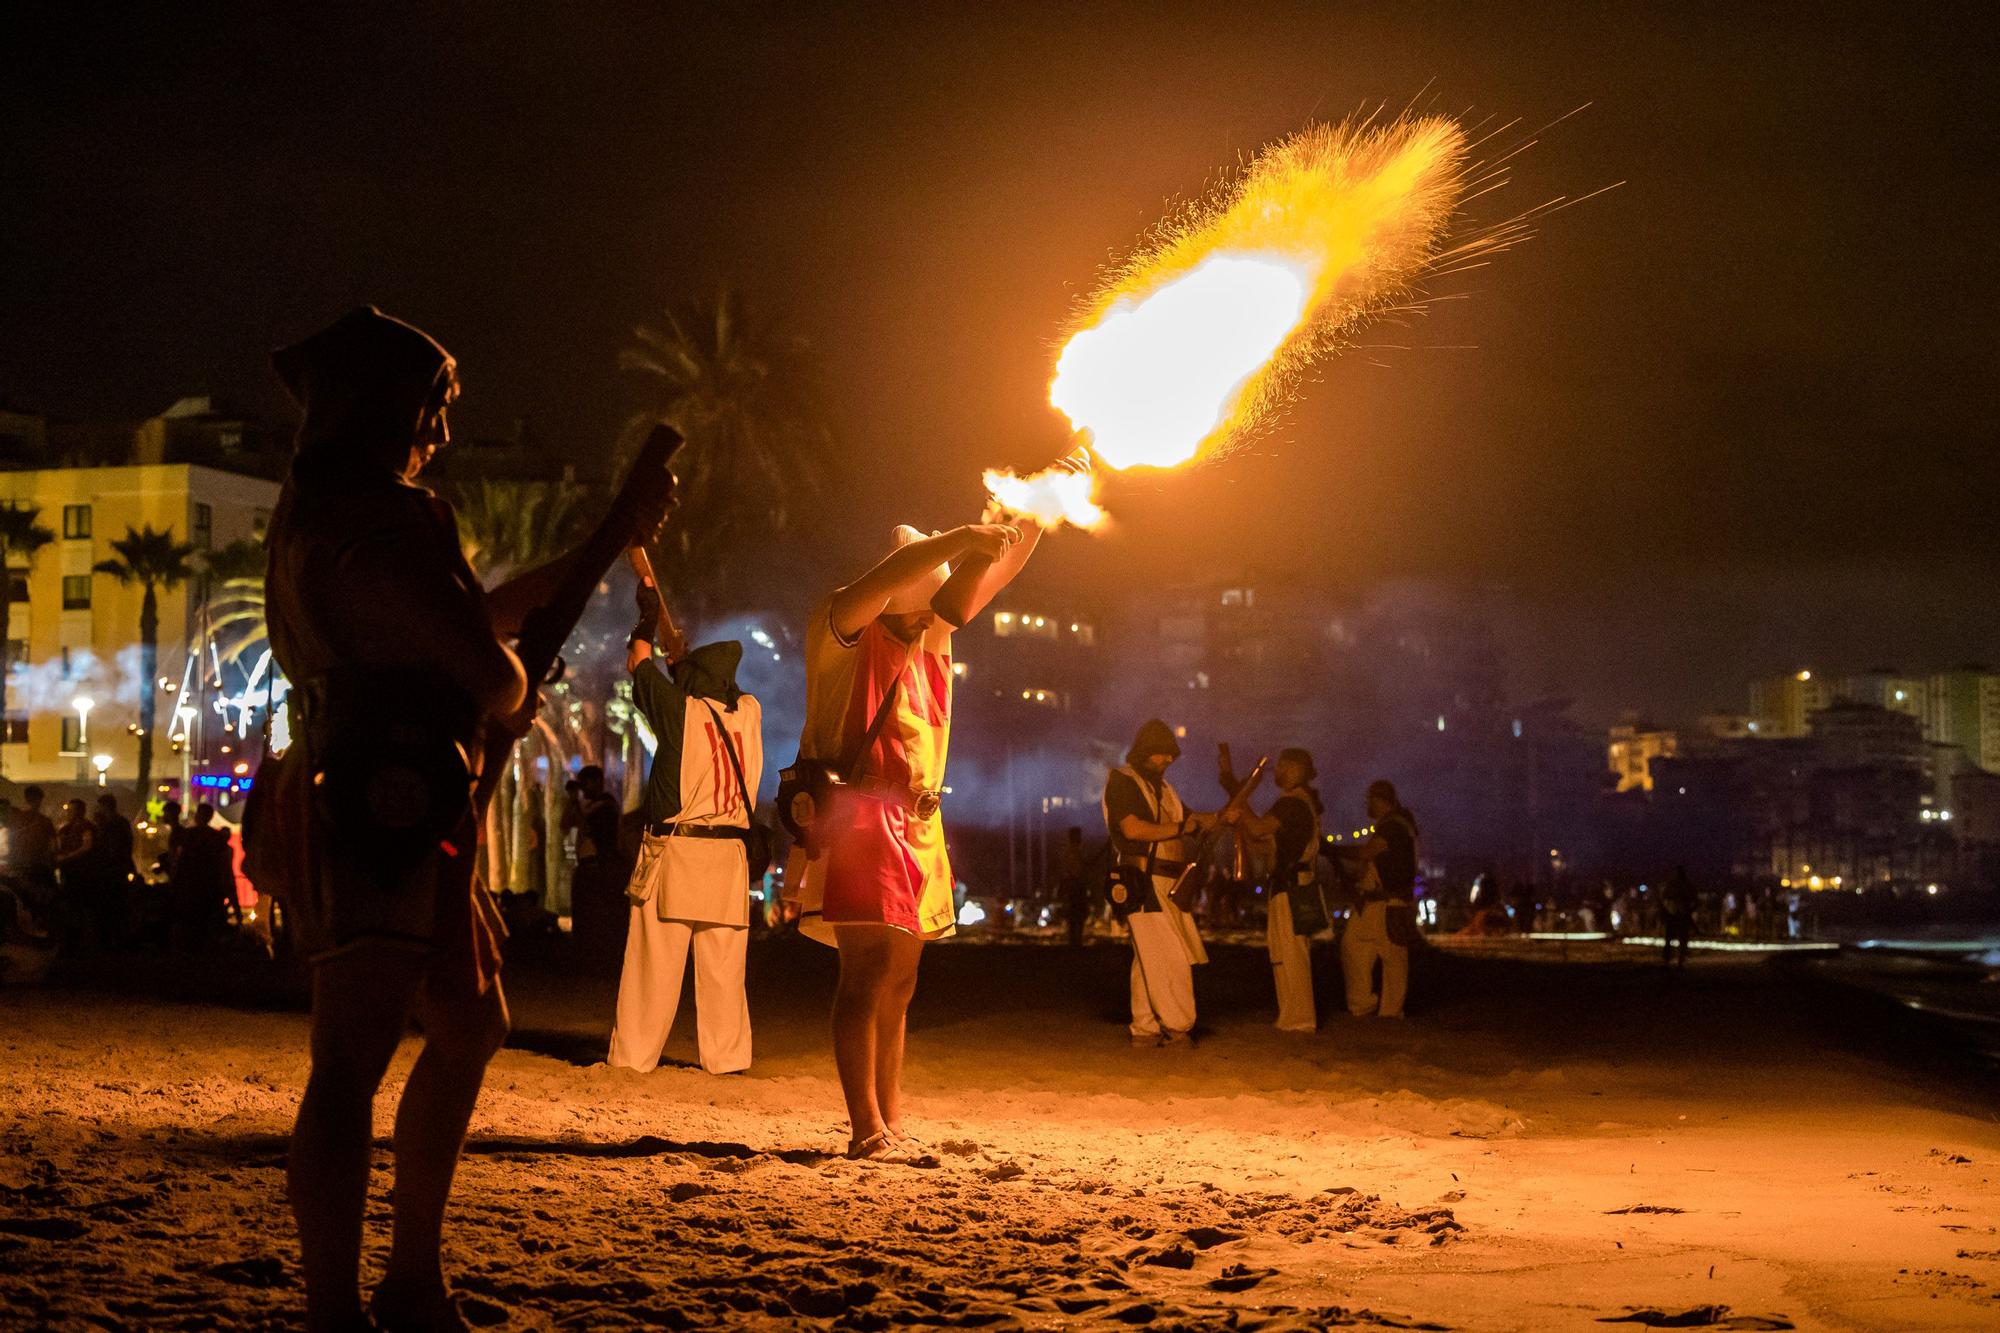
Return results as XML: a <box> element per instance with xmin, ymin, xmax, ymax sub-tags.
<box><xmin>1128</xmin><ymin>910</ymin><xmax>1197</xmax><ymax>1037</ymax></box>
<box><xmin>1340</xmin><ymin>901</ymin><xmax>1408</xmax><ymax>1017</ymax></box>
<box><xmin>608</xmin><ymin>909</ymin><xmax>751</xmax><ymax>1074</ymax></box>
<box><xmin>1267</xmin><ymin>894</ymin><xmax>1317</xmax><ymax>1031</ymax></box>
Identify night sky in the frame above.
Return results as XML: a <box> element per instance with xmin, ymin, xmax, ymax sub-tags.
<box><xmin>4</xmin><ymin>1</ymin><xmax>1994</xmax><ymax>724</ymax></box>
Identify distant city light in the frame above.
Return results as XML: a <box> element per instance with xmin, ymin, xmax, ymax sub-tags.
<box><xmin>1796</xmin><ymin>670</ymin><xmax>1812</xmax><ymax>681</ymax></box>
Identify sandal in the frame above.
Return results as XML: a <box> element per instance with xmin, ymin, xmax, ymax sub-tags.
<box><xmin>846</xmin><ymin>1130</ymin><xmax>897</xmax><ymax>1161</ymax></box>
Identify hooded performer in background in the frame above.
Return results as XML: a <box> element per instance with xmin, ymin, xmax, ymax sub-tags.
<box><xmin>252</xmin><ymin>306</ymin><xmax>668</xmax><ymax>1331</ymax></box>
<box><xmin>784</xmin><ymin>517</ymin><xmax>1041</xmax><ymax>1160</ymax></box>
<box><xmin>1102</xmin><ymin>720</ymin><xmax>1230</xmax><ymax>1046</ymax></box>
<box><xmin>608</xmin><ymin>576</ymin><xmax>762</xmax><ymax>1075</ymax></box>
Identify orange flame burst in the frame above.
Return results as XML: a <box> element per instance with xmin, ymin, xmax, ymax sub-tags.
<box><xmin>991</xmin><ymin>114</ymin><xmax>1484</xmax><ymax>529</ymax></box>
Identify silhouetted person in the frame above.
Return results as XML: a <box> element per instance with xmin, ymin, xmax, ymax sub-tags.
<box><xmin>54</xmin><ymin>799</ymin><xmax>96</xmax><ymax>950</ymax></box>
<box><xmin>171</xmin><ymin>804</ymin><xmax>237</xmax><ymax>951</ymax></box>
<box><xmin>91</xmin><ymin>793</ymin><xmax>137</xmax><ymax>946</ymax></box>
<box><xmin>1660</xmin><ymin>865</ymin><xmax>1695</xmax><ymax>968</ymax></box>
<box><xmin>563</xmin><ymin>765</ymin><xmax>627</xmax><ymax>962</ymax></box>
<box><xmin>1058</xmin><ymin>826</ymin><xmax>1090</xmax><ymax>948</ymax></box>
<box><xmin>6</xmin><ymin>786</ymin><xmax>58</xmax><ymax>927</ymax></box>
<box><xmin>255</xmin><ymin>306</ymin><xmax>577</xmax><ymax>1330</ymax></box>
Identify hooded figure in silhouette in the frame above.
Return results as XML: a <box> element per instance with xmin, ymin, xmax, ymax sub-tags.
<box><xmin>258</xmin><ymin>305</ymin><xmax>540</xmax><ymax>1333</ymax></box>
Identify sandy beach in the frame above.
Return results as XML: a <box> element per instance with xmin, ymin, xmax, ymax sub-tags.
<box><xmin>3</xmin><ymin>933</ymin><xmax>1997</xmax><ymax>1331</ymax></box>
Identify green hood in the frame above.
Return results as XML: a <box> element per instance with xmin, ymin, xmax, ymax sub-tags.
<box><xmin>671</xmin><ymin>640</ymin><xmax>745</xmax><ymax>707</ymax></box>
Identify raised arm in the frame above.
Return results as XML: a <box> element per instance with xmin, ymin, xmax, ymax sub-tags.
<box><xmin>931</xmin><ymin>517</ymin><xmax>1043</xmax><ymax>628</ymax></box>
<box><xmin>829</xmin><ymin>524</ymin><xmax>1019</xmax><ymax>641</ymax></box>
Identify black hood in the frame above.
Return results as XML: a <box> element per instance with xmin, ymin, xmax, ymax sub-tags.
<box><xmin>272</xmin><ymin>306</ymin><xmax>454</xmax><ymax>481</ymax></box>
<box><xmin>1126</xmin><ymin>718</ymin><xmax>1182</xmax><ymax>766</ymax></box>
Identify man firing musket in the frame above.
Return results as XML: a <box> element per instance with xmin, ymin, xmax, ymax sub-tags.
<box><xmin>1101</xmin><ymin>719</ymin><xmax>1252</xmax><ymax>1047</ymax></box>
<box><xmin>607</xmin><ymin>552</ymin><xmax>763</xmax><ymax>1077</ymax></box>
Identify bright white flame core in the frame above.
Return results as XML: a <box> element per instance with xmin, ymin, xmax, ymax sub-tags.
<box><xmin>1049</xmin><ymin>253</ymin><xmax>1314</xmax><ymax>470</ymax></box>
<box><xmin>981</xmin><ymin>464</ymin><xmax>1105</xmax><ymax>531</ymax></box>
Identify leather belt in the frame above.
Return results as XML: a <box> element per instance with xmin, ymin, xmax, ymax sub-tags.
<box><xmin>645</xmin><ymin>822</ymin><xmax>742</xmax><ymax>840</ymax></box>
<box><xmin>847</xmin><ymin>776</ymin><xmax>943</xmax><ymax>820</ymax></box>
<box><xmin>1120</xmin><ymin>855</ymin><xmax>1188</xmax><ymax>878</ymax></box>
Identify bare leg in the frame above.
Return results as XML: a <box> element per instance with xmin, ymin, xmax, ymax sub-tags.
<box><xmin>375</xmin><ymin>975</ymin><xmax>510</xmax><ymax>1325</ymax></box>
<box><xmin>831</xmin><ymin>926</ymin><xmax>894</xmax><ymax>1144</ymax></box>
<box><xmin>871</xmin><ymin>934</ymin><xmax>923</xmax><ymax>1135</ymax></box>
<box><xmin>289</xmin><ymin>946</ymin><xmax>426</xmax><ymax>1333</ymax></box>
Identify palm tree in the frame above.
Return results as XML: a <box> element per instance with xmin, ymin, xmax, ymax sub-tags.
<box><xmin>442</xmin><ymin>479</ymin><xmax>599</xmax><ymax>898</ymax></box>
<box><xmin>449</xmin><ymin>479</ymin><xmax>593</xmax><ymax>585</ymax></box>
<box><xmin>0</xmin><ymin>504</ymin><xmax>54</xmax><ymax>776</ymax></box>
<box><xmin>95</xmin><ymin>524</ymin><xmax>197</xmax><ymax>798</ymax></box>
<box><xmin>619</xmin><ymin>285</ymin><xmax>832</xmax><ymax>629</ymax></box>
<box><xmin>201</xmin><ymin>537</ymin><xmax>266</xmax><ymax>587</ymax></box>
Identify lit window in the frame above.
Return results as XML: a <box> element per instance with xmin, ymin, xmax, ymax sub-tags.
<box><xmin>994</xmin><ymin>612</ymin><xmax>1057</xmax><ymax>641</ymax></box>
<box><xmin>62</xmin><ymin>505</ymin><xmax>91</xmax><ymax>540</ymax></box>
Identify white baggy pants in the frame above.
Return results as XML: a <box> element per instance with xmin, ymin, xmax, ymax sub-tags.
<box><xmin>1267</xmin><ymin>894</ymin><xmax>1317</xmax><ymax>1032</ymax></box>
<box><xmin>1128</xmin><ymin>910</ymin><xmax>1197</xmax><ymax>1038</ymax></box>
<box><xmin>608</xmin><ymin>910</ymin><xmax>751</xmax><ymax>1074</ymax></box>
<box><xmin>1340</xmin><ymin>901</ymin><xmax>1408</xmax><ymax>1018</ymax></box>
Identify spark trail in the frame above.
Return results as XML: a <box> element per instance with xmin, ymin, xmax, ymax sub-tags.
<box><xmin>986</xmin><ymin>112</ymin><xmax>1541</xmax><ymax>529</ymax></box>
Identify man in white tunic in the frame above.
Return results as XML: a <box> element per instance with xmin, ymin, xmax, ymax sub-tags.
<box><xmin>607</xmin><ymin>590</ymin><xmax>763</xmax><ymax>1075</ymax></box>
<box><xmin>1101</xmin><ymin>719</ymin><xmax>1229</xmax><ymax>1046</ymax></box>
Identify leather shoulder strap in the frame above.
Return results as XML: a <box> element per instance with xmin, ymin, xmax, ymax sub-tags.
<box><xmin>838</xmin><ymin>640</ymin><xmax>914</xmax><ymax>779</ymax></box>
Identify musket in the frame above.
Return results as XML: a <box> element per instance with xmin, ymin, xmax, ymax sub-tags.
<box><xmin>1165</xmin><ymin>754</ymin><xmax>1267</xmax><ymax>911</ymax></box>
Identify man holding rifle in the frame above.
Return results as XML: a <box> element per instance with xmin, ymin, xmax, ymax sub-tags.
<box><xmin>785</xmin><ymin>518</ymin><xmax>1040</xmax><ymax>1161</ymax></box>
<box><xmin>1101</xmin><ymin>719</ymin><xmax>1241</xmax><ymax>1047</ymax></box>
<box><xmin>607</xmin><ymin>567</ymin><xmax>762</xmax><ymax>1076</ymax></box>
<box><xmin>254</xmin><ymin>307</ymin><xmax>675</xmax><ymax>1332</ymax></box>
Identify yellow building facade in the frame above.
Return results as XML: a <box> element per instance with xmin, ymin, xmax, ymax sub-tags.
<box><xmin>1</xmin><ymin>464</ymin><xmax>278</xmax><ymax>787</ymax></box>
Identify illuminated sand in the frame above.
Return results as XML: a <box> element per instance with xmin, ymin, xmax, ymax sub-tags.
<box><xmin>2</xmin><ymin>942</ymin><xmax>1996</xmax><ymax>1329</ymax></box>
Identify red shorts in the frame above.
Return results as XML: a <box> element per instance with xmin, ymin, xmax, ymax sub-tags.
<box><xmin>819</xmin><ymin>792</ymin><xmax>927</xmax><ymax>935</ymax></box>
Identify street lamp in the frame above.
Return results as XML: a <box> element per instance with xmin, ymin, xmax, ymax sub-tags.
<box><xmin>174</xmin><ymin>703</ymin><xmax>197</xmax><ymax>798</ymax></box>
<box><xmin>91</xmin><ymin>753</ymin><xmax>112</xmax><ymax>787</ymax></box>
<box><xmin>71</xmin><ymin>696</ymin><xmax>94</xmax><ymax>782</ymax></box>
